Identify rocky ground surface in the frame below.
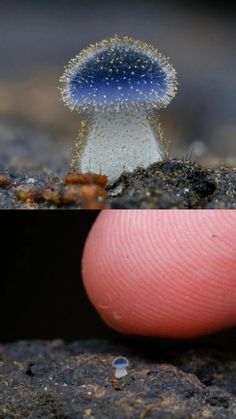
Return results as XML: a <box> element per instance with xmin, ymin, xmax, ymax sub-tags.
<box><xmin>1</xmin><ymin>160</ymin><xmax>236</xmax><ymax>210</ymax></box>
<box><xmin>108</xmin><ymin>160</ymin><xmax>236</xmax><ymax>209</ymax></box>
<box><xmin>0</xmin><ymin>119</ymin><xmax>235</xmax><ymax>209</ymax></box>
<box><xmin>1</xmin><ymin>339</ymin><xmax>236</xmax><ymax>418</ymax></box>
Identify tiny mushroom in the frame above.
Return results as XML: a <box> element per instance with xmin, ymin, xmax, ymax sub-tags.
<box><xmin>112</xmin><ymin>356</ymin><xmax>129</xmax><ymax>379</ymax></box>
<box><xmin>60</xmin><ymin>35</ymin><xmax>177</xmax><ymax>184</ymax></box>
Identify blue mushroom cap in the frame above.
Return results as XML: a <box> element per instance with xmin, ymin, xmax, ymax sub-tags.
<box><xmin>60</xmin><ymin>36</ymin><xmax>177</xmax><ymax>112</ymax></box>
<box><xmin>112</xmin><ymin>356</ymin><xmax>129</xmax><ymax>368</ymax></box>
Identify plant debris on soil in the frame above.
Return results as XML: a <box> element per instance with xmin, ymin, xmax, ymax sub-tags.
<box><xmin>1</xmin><ymin>339</ymin><xmax>236</xmax><ymax>418</ymax></box>
<box><xmin>0</xmin><ymin>120</ymin><xmax>235</xmax><ymax>208</ymax></box>
<box><xmin>0</xmin><ymin>160</ymin><xmax>236</xmax><ymax>209</ymax></box>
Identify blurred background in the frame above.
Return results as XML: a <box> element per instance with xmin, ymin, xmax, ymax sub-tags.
<box><xmin>1</xmin><ymin>210</ymin><xmax>236</xmax><ymax>351</ymax></box>
<box><xmin>0</xmin><ymin>0</ymin><xmax>236</xmax><ymax>175</ymax></box>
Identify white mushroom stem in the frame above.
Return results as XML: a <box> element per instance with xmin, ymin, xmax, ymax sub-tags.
<box><xmin>114</xmin><ymin>367</ymin><xmax>128</xmax><ymax>379</ymax></box>
<box><xmin>76</xmin><ymin>108</ymin><xmax>164</xmax><ymax>184</ymax></box>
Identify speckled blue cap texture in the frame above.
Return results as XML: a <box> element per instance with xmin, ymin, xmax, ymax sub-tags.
<box><xmin>60</xmin><ymin>35</ymin><xmax>177</xmax><ymax>112</ymax></box>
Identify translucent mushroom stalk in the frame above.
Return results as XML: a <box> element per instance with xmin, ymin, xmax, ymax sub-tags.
<box><xmin>114</xmin><ymin>365</ymin><xmax>128</xmax><ymax>379</ymax></box>
<box><xmin>60</xmin><ymin>36</ymin><xmax>177</xmax><ymax>184</ymax></box>
<box><xmin>76</xmin><ymin>108</ymin><xmax>163</xmax><ymax>183</ymax></box>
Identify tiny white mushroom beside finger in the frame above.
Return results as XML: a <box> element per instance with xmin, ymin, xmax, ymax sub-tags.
<box><xmin>112</xmin><ymin>356</ymin><xmax>129</xmax><ymax>379</ymax></box>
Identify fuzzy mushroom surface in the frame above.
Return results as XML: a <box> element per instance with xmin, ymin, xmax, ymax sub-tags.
<box><xmin>60</xmin><ymin>36</ymin><xmax>177</xmax><ymax>183</ymax></box>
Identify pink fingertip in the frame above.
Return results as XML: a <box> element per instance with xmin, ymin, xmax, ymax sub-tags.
<box><xmin>82</xmin><ymin>210</ymin><xmax>236</xmax><ymax>339</ymax></box>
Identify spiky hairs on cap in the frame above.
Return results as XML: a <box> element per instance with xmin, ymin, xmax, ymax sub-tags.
<box><xmin>60</xmin><ymin>35</ymin><xmax>177</xmax><ymax>113</ymax></box>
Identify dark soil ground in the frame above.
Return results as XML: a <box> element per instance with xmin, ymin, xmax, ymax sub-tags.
<box><xmin>1</xmin><ymin>339</ymin><xmax>236</xmax><ymax>418</ymax></box>
<box><xmin>0</xmin><ymin>119</ymin><xmax>235</xmax><ymax>209</ymax></box>
<box><xmin>0</xmin><ymin>160</ymin><xmax>235</xmax><ymax>210</ymax></box>
<box><xmin>108</xmin><ymin>161</ymin><xmax>236</xmax><ymax>209</ymax></box>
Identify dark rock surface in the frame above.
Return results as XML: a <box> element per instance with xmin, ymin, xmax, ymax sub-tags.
<box><xmin>1</xmin><ymin>339</ymin><xmax>236</xmax><ymax>418</ymax></box>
